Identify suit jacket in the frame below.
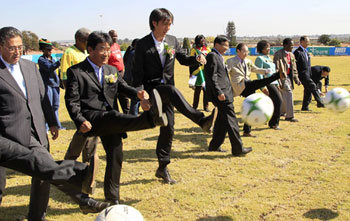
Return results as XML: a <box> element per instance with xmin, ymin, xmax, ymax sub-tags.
<box><xmin>0</xmin><ymin>58</ymin><xmax>57</xmax><ymax>147</ymax></box>
<box><xmin>204</xmin><ymin>49</ymin><xmax>234</xmax><ymax>103</ymax></box>
<box><xmin>226</xmin><ymin>56</ymin><xmax>266</xmax><ymax>97</ymax></box>
<box><xmin>293</xmin><ymin>46</ymin><xmax>311</xmax><ymax>82</ymax></box>
<box><xmin>133</xmin><ymin>33</ymin><xmax>199</xmax><ymax>91</ymax></box>
<box><xmin>65</xmin><ymin>58</ymin><xmax>138</xmax><ymax>129</ymax></box>
<box><xmin>273</xmin><ymin>49</ymin><xmax>299</xmax><ymax>89</ymax></box>
<box><xmin>311</xmin><ymin>65</ymin><xmax>329</xmax><ymax>86</ymax></box>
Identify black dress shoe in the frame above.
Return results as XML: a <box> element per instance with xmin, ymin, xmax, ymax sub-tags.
<box><xmin>79</xmin><ymin>197</ymin><xmax>110</xmax><ymax>214</ymax></box>
<box><xmin>155</xmin><ymin>167</ymin><xmax>176</xmax><ymax>184</ymax></box>
<box><xmin>105</xmin><ymin>199</ymin><xmax>119</xmax><ymax>206</ymax></box>
<box><xmin>317</xmin><ymin>103</ymin><xmax>325</xmax><ymax>108</ymax></box>
<box><xmin>200</xmin><ymin>107</ymin><xmax>218</xmax><ymax>133</ymax></box>
<box><xmin>301</xmin><ymin>107</ymin><xmax>311</xmax><ymax>111</ymax></box>
<box><xmin>82</xmin><ymin>153</ymin><xmax>99</xmax><ymax>195</ymax></box>
<box><xmin>285</xmin><ymin>118</ymin><xmax>298</xmax><ymax>122</ymax></box>
<box><xmin>232</xmin><ymin>147</ymin><xmax>253</xmax><ymax>156</ymax></box>
<box><xmin>208</xmin><ymin>148</ymin><xmax>227</xmax><ymax>152</ymax></box>
<box><xmin>150</xmin><ymin>89</ymin><xmax>168</xmax><ymax>127</ymax></box>
<box><xmin>242</xmin><ymin>132</ymin><xmax>256</xmax><ymax>137</ymax></box>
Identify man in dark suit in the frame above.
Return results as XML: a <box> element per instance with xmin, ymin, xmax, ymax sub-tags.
<box><xmin>311</xmin><ymin>65</ymin><xmax>330</xmax><ymax>95</ymax></box>
<box><xmin>294</xmin><ymin>36</ymin><xmax>324</xmax><ymax>111</ymax></box>
<box><xmin>0</xmin><ymin>26</ymin><xmax>59</xmax><ymax>221</ymax></box>
<box><xmin>133</xmin><ymin>8</ymin><xmax>217</xmax><ymax>184</ymax></box>
<box><xmin>65</xmin><ymin>31</ymin><xmax>166</xmax><ymax>205</ymax></box>
<box><xmin>0</xmin><ymin>135</ymin><xmax>110</xmax><ymax>214</ymax></box>
<box><xmin>204</xmin><ymin>36</ymin><xmax>252</xmax><ymax>155</ymax></box>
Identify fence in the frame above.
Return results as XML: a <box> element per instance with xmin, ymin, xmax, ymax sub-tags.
<box><xmin>225</xmin><ymin>47</ymin><xmax>350</xmax><ymax>56</ymax></box>
<box><xmin>21</xmin><ymin>47</ymin><xmax>350</xmax><ymax>63</ymax></box>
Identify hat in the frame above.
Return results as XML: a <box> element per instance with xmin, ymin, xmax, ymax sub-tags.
<box><xmin>39</xmin><ymin>38</ymin><xmax>53</xmax><ymax>50</ymax></box>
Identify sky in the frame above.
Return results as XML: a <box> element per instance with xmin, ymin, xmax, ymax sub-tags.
<box><xmin>1</xmin><ymin>0</ymin><xmax>349</xmax><ymax>41</ymax></box>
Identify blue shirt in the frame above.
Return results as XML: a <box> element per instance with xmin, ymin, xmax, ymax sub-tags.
<box><xmin>87</xmin><ymin>57</ymin><xmax>104</xmax><ymax>85</ymax></box>
<box><xmin>0</xmin><ymin>55</ymin><xmax>27</xmax><ymax>97</ymax></box>
<box><xmin>255</xmin><ymin>54</ymin><xmax>278</xmax><ymax>85</ymax></box>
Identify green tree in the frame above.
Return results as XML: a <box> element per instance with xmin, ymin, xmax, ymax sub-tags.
<box><xmin>318</xmin><ymin>34</ymin><xmax>331</xmax><ymax>45</ymax></box>
<box><xmin>22</xmin><ymin>30</ymin><xmax>39</xmax><ymax>52</ymax></box>
<box><xmin>225</xmin><ymin>21</ymin><xmax>237</xmax><ymax>47</ymax></box>
<box><xmin>182</xmin><ymin>37</ymin><xmax>191</xmax><ymax>54</ymax></box>
<box><xmin>120</xmin><ymin>42</ymin><xmax>129</xmax><ymax>51</ymax></box>
<box><xmin>328</xmin><ymin>38</ymin><xmax>341</xmax><ymax>47</ymax></box>
<box><xmin>52</xmin><ymin>41</ymin><xmax>63</xmax><ymax>50</ymax></box>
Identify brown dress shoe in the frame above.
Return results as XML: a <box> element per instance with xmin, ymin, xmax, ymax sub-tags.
<box><xmin>79</xmin><ymin>197</ymin><xmax>110</xmax><ymax>214</ymax></box>
<box><xmin>242</xmin><ymin>132</ymin><xmax>256</xmax><ymax>137</ymax></box>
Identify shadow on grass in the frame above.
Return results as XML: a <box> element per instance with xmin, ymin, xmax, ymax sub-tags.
<box><xmin>0</xmin><ymin>204</ymin><xmax>83</xmax><ymax>219</ymax></box>
<box><xmin>197</xmin><ymin>216</ymin><xmax>233</xmax><ymax>221</ymax></box>
<box><xmin>303</xmin><ymin>208</ymin><xmax>339</xmax><ymax>220</ymax></box>
<box><xmin>60</xmin><ymin>120</ymin><xmax>77</xmax><ymax>130</ymax></box>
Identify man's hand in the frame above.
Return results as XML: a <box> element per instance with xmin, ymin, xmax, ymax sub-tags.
<box><xmin>137</xmin><ymin>90</ymin><xmax>149</xmax><ymax>100</ymax></box>
<box><xmin>325</xmin><ymin>87</ymin><xmax>328</xmax><ymax>93</ymax></box>
<box><xmin>262</xmin><ymin>88</ymin><xmax>269</xmax><ymax>96</ymax></box>
<box><xmin>140</xmin><ymin>99</ymin><xmax>151</xmax><ymax>111</ymax></box>
<box><xmin>49</xmin><ymin>126</ymin><xmax>59</xmax><ymax>140</ymax></box>
<box><xmin>196</xmin><ymin>54</ymin><xmax>207</xmax><ymax>65</ymax></box>
<box><xmin>218</xmin><ymin>93</ymin><xmax>226</xmax><ymax>101</ymax></box>
<box><xmin>265</xmin><ymin>68</ymin><xmax>273</xmax><ymax>74</ymax></box>
<box><xmin>79</xmin><ymin>121</ymin><xmax>92</xmax><ymax>133</ymax></box>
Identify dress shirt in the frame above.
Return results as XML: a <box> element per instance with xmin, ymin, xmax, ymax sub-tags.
<box><xmin>0</xmin><ymin>55</ymin><xmax>27</xmax><ymax>98</ymax></box>
<box><xmin>300</xmin><ymin>45</ymin><xmax>309</xmax><ymax>61</ymax></box>
<box><xmin>87</xmin><ymin>57</ymin><xmax>104</xmax><ymax>85</ymax></box>
<box><xmin>151</xmin><ymin>32</ymin><xmax>166</xmax><ymax>67</ymax></box>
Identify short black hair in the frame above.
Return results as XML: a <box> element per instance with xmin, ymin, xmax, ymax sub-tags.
<box><xmin>322</xmin><ymin>66</ymin><xmax>331</xmax><ymax>72</ymax></box>
<box><xmin>283</xmin><ymin>38</ymin><xmax>293</xmax><ymax>46</ymax></box>
<box><xmin>0</xmin><ymin>26</ymin><xmax>22</xmax><ymax>45</ymax></box>
<box><xmin>236</xmin><ymin>43</ymin><xmax>246</xmax><ymax>52</ymax></box>
<box><xmin>194</xmin><ymin>34</ymin><xmax>205</xmax><ymax>47</ymax></box>
<box><xmin>300</xmin><ymin>35</ymin><xmax>308</xmax><ymax>42</ymax></box>
<box><xmin>149</xmin><ymin>8</ymin><xmax>174</xmax><ymax>31</ymax></box>
<box><xmin>214</xmin><ymin>35</ymin><xmax>229</xmax><ymax>45</ymax></box>
<box><xmin>256</xmin><ymin>40</ymin><xmax>269</xmax><ymax>54</ymax></box>
<box><xmin>87</xmin><ymin>31</ymin><xmax>112</xmax><ymax>50</ymax></box>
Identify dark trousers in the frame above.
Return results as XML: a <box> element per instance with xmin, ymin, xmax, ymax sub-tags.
<box><xmin>100</xmin><ymin>135</ymin><xmax>123</xmax><ymax>201</ymax></box>
<box><xmin>193</xmin><ymin>86</ymin><xmax>208</xmax><ymax>110</ymax></box>
<box><xmin>65</xmin><ymin>132</ymin><xmax>98</xmax><ymax>163</ymax></box>
<box><xmin>266</xmin><ymin>84</ymin><xmax>282</xmax><ymax>128</ymax></box>
<box><xmin>209</xmin><ymin>101</ymin><xmax>243</xmax><ymax>154</ymax></box>
<box><xmin>78</xmin><ymin>110</ymin><xmax>156</xmax><ymax>201</ymax></box>
<box><xmin>300</xmin><ymin>78</ymin><xmax>323</xmax><ymax>109</ymax></box>
<box><xmin>241</xmin><ymin>72</ymin><xmax>280</xmax><ymax>133</ymax></box>
<box><xmin>0</xmin><ymin>136</ymin><xmax>88</xmax><ymax>220</ymax></box>
<box><xmin>87</xmin><ymin>110</ymin><xmax>155</xmax><ymax>137</ymax></box>
<box><xmin>154</xmin><ymin>85</ymin><xmax>205</xmax><ymax>168</ymax></box>
<box><xmin>117</xmin><ymin>93</ymin><xmax>130</xmax><ymax>114</ymax></box>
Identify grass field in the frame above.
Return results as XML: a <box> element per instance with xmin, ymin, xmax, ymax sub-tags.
<box><xmin>0</xmin><ymin>56</ymin><xmax>350</xmax><ymax>221</ymax></box>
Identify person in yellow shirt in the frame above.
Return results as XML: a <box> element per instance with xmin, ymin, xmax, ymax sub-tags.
<box><xmin>60</xmin><ymin>28</ymin><xmax>90</xmax><ymax>88</ymax></box>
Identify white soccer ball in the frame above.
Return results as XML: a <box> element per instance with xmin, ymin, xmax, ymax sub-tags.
<box><xmin>323</xmin><ymin>87</ymin><xmax>350</xmax><ymax>113</ymax></box>
<box><xmin>95</xmin><ymin>204</ymin><xmax>144</xmax><ymax>221</ymax></box>
<box><xmin>241</xmin><ymin>93</ymin><xmax>274</xmax><ymax>126</ymax></box>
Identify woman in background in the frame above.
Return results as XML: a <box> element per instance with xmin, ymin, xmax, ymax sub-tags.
<box><xmin>189</xmin><ymin>35</ymin><xmax>210</xmax><ymax>112</ymax></box>
<box><xmin>255</xmin><ymin>40</ymin><xmax>282</xmax><ymax>130</ymax></box>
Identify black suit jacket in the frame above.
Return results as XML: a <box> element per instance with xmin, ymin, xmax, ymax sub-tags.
<box><xmin>0</xmin><ymin>58</ymin><xmax>57</xmax><ymax>147</ymax></box>
<box><xmin>204</xmin><ymin>49</ymin><xmax>234</xmax><ymax>104</ymax></box>
<box><xmin>311</xmin><ymin>65</ymin><xmax>329</xmax><ymax>86</ymax></box>
<box><xmin>133</xmin><ymin>33</ymin><xmax>199</xmax><ymax>91</ymax></box>
<box><xmin>294</xmin><ymin>46</ymin><xmax>311</xmax><ymax>82</ymax></box>
<box><xmin>65</xmin><ymin>58</ymin><xmax>138</xmax><ymax>129</ymax></box>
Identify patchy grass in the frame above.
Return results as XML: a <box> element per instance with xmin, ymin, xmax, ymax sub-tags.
<box><xmin>1</xmin><ymin>56</ymin><xmax>349</xmax><ymax>220</ymax></box>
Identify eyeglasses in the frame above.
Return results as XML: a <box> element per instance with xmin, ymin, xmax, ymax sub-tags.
<box><xmin>5</xmin><ymin>45</ymin><xmax>23</xmax><ymax>53</ymax></box>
